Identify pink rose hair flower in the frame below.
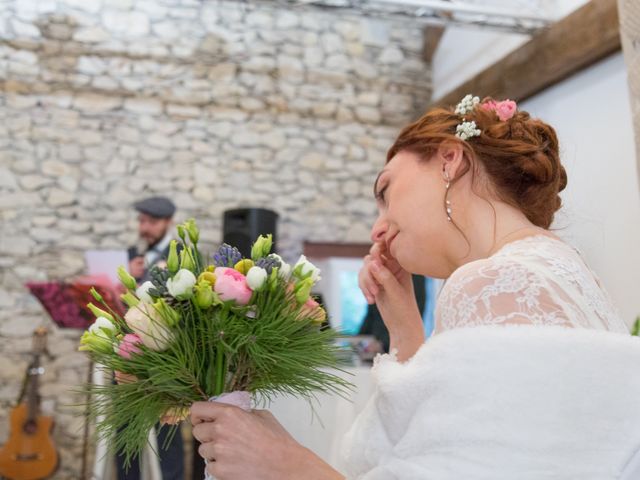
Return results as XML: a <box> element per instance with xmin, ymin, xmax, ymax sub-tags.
<box><xmin>481</xmin><ymin>99</ymin><xmax>517</xmax><ymax>121</ymax></box>
<box><xmin>480</xmin><ymin>100</ymin><xmax>498</xmax><ymax>112</ymax></box>
<box><xmin>495</xmin><ymin>100</ymin><xmax>517</xmax><ymax>121</ymax></box>
<box><xmin>214</xmin><ymin>267</ymin><xmax>253</xmax><ymax>305</ymax></box>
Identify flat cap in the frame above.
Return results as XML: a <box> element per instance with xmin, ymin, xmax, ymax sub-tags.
<box><xmin>133</xmin><ymin>196</ymin><xmax>176</xmax><ymax>218</ymax></box>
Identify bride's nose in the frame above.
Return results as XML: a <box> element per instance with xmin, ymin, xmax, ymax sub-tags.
<box><xmin>370</xmin><ymin>216</ymin><xmax>387</xmax><ymax>243</ymax></box>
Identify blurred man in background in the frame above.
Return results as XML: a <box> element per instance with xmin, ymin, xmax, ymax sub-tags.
<box><xmin>128</xmin><ymin>196</ymin><xmax>176</xmax><ymax>283</ymax></box>
<box><xmin>117</xmin><ymin>195</ymin><xmax>185</xmax><ymax>480</ymax></box>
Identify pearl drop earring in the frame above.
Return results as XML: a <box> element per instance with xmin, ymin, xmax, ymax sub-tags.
<box><xmin>444</xmin><ymin>170</ymin><xmax>452</xmax><ymax>222</ymax></box>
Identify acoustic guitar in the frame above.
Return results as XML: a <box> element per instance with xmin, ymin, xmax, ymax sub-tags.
<box><xmin>0</xmin><ymin>328</ymin><xmax>58</xmax><ymax>479</ymax></box>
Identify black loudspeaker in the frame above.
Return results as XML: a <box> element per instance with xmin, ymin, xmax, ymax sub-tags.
<box><xmin>222</xmin><ymin>208</ymin><xmax>279</xmax><ymax>258</ymax></box>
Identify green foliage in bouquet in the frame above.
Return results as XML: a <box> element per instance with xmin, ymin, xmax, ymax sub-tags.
<box><xmin>79</xmin><ymin>220</ymin><xmax>352</xmax><ymax>467</ymax></box>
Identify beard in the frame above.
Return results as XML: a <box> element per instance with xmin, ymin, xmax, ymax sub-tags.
<box><xmin>142</xmin><ymin>230</ymin><xmax>168</xmax><ymax>249</ymax></box>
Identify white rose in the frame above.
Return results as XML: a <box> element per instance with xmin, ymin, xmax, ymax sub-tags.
<box><xmin>124</xmin><ymin>303</ymin><xmax>173</xmax><ymax>351</ymax></box>
<box><xmin>166</xmin><ymin>269</ymin><xmax>196</xmax><ymax>299</ymax></box>
<box><xmin>293</xmin><ymin>255</ymin><xmax>321</xmax><ymax>282</ymax></box>
<box><xmin>136</xmin><ymin>281</ymin><xmax>155</xmax><ymax>303</ymax></box>
<box><xmin>246</xmin><ymin>266</ymin><xmax>268</xmax><ymax>291</ymax></box>
<box><xmin>89</xmin><ymin>316</ymin><xmax>116</xmax><ymax>337</ymax></box>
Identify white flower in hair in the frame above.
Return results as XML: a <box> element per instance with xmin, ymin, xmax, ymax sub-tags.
<box><xmin>454</xmin><ymin>94</ymin><xmax>480</xmax><ymax>115</ymax></box>
<box><xmin>455</xmin><ymin>120</ymin><xmax>481</xmax><ymax>141</ymax></box>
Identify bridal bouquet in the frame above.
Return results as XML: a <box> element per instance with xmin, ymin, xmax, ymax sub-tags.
<box><xmin>78</xmin><ymin>219</ymin><xmax>350</xmax><ymax>466</ymax></box>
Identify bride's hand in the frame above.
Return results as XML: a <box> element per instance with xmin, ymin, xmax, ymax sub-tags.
<box><xmin>191</xmin><ymin>402</ymin><xmax>344</xmax><ymax>480</ymax></box>
<box><xmin>358</xmin><ymin>242</ymin><xmax>425</xmax><ymax>359</ymax></box>
<box><xmin>359</xmin><ymin>242</ymin><xmax>410</xmax><ymax>303</ymax></box>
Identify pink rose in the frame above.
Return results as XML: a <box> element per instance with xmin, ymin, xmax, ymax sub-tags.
<box><xmin>480</xmin><ymin>100</ymin><xmax>497</xmax><ymax>112</ymax></box>
<box><xmin>117</xmin><ymin>333</ymin><xmax>143</xmax><ymax>359</ymax></box>
<box><xmin>495</xmin><ymin>100</ymin><xmax>517</xmax><ymax>121</ymax></box>
<box><xmin>214</xmin><ymin>267</ymin><xmax>252</xmax><ymax>305</ymax></box>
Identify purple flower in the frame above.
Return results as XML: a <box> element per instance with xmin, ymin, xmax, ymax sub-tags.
<box><xmin>256</xmin><ymin>255</ymin><xmax>281</xmax><ymax>274</ymax></box>
<box><xmin>212</xmin><ymin>244</ymin><xmax>243</xmax><ymax>268</ymax></box>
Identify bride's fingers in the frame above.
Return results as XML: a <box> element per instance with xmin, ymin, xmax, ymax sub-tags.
<box><xmin>369</xmin><ymin>261</ymin><xmax>403</xmax><ymax>299</ymax></box>
<box><xmin>359</xmin><ymin>263</ymin><xmax>381</xmax><ymax>303</ymax></box>
<box><xmin>371</xmin><ymin>242</ymin><xmax>404</xmax><ymax>276</ymax></box>
<box><xmin>379</xmin><ymin>252</ymin><xmax>407</xmax><ymax>280</ymax></box>
<box><xmin>369</xmin><ymin>242</ymin><xmax>386</xmax><ymax>263</ymax></box>
<box><xmin>361</xmin><ymin>265</ymin><xmax>379</xmax><ymax>290</ymax></box>
<box><xmin>359</xmin><ymin>276</ymin><xmax>377</xmax><ymax>304</ymax></box>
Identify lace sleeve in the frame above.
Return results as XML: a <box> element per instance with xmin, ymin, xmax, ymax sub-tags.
<box><xmin>434</xmin><ymin>256</ymin><xmax>574</xmax><ymax>334</ymax></box>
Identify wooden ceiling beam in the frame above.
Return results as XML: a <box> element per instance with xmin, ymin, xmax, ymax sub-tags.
<box><xmin>422</xmin><ymin>24</ymin><xmax>446</xmax><ymax>64</ymax></box>
<box><xmin>432</xmin><ymin>0</ymin><xmax>621</xmax><ymax>107</ymax></box>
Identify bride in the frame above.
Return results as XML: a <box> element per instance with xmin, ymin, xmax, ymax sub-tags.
<box><xmin>190</xmin><ymin>96</ymin><xmax>640</xmax><ymax>479</ymax></box>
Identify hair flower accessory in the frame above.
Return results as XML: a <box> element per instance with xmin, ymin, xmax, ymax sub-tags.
<box><xmin>455</xmin><ymin>120</ymin><xmax>481</xmax><ymax>141</ymax></box>
<box><xmin>495</xmin><ymin>100</ymin><xmax>517</xmax><ymax>121</ymax></box>
<box><xmin>454</xmin><ymin>94</ymin><xmax>518</xmax><ymax>142</ymax></box>
<box><xmin>481</xmin><ymin>99</ymin><xmax>517</xmax><ymax>121</ymax></box>
<box><xmin>454</xmin><ymin>94</ymin><xmax>482</xmax><ymax>141</ymax></box>
<box><xmin>454</xmin><ymin>94</ymin><xmax>480</xmax><ymax>115</ymax></box>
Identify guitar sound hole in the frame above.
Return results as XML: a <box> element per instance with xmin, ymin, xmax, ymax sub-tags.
<box><xmin>13</xmin><ymin>453</ymin><xmax>41</xmax><ymax>461</ymax></box>
<box><xmin>22</xmin><ymin>420</ymin><xmax>37</xmax><ymax>435</ymax></box>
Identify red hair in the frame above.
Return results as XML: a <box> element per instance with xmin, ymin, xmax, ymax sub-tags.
<box><xmin>387</xmin><ymin>98</ymin><xmax>567</xmax><ymax>229</ymax></box>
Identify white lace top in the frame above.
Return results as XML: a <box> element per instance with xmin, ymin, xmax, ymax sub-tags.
<box><xmin>434</xmin><ymin>235</ymin><xmax>628</xmax><ymax>334</ymax></box>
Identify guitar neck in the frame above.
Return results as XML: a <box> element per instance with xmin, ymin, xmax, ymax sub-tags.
<box><xmin>23</xmin><ymin>327</ymin><xmax>48</xmax><ymax>425</ymax></box>
<box><xmin>25</xmin><ymin>355</ymin><xmax>42</xmax><ymax>423</ymax></box>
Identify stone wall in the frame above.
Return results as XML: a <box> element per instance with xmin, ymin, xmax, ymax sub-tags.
<box><xmin>0</xmin><ymin>0</ymin><xmax>431</xmax><ymax>477</ymax></box>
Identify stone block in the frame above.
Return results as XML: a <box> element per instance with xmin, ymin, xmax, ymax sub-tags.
<box><xmin>166</xmin><ymin>104</ymin><xmax>201</xmax><ymax>118</ymax></box>
<box><xmin>73</xmin><ymin>26</ymin><xmax>109</xmax><ymax>43</ymax></box>
<box><xmin>103</xmin><ymin>10</ymin><xmax>150</xmax><ymax>37</ymax></box>
<box><xmin>73</xmin><ymin>94</ymin><xmax>122</xmax><ymax>113</ymax></box>
<box><xmin>0</xmin><ymin>315</ymin><xmax>42</xmax><ymax>337</ymax></box>
<box><xmin>46</xmin><ymin>188</ymin><xmax>75</xmax><ymax>207</ymax></box>
<box><xmin>42</xmin><ymin>160</ymin><xmax>72</xmax><ymax>177</ymax></box>
<box><xmin>0</xmin><ymin>192</ymin><xmax>40</xmax><ymax>209</ymax></box>
<box><xmin>378</xmin><ymin>46</ymin><xmax>404</xmax><ymax>64</ymax></box>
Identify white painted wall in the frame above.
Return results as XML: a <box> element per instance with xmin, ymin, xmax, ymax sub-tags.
<box><xmin>521</xmin><ymin>53</ymin><xmax>640</xmax><ymax>327</ymax></box>
<box><xmin>432</xmin><ymin>27</ymin><xmax>528</xmax><ymax>100</ymax></box>
<box><xmin>432</xmin><ymin>0</ymin><xmax>589</xmax><ymax>100</ymax></box>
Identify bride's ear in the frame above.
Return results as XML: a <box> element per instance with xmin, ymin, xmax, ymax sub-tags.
<box><xmin>436</xmin><ymin>141</ymin><xmax>467</xmax><ymax>180</ymax></box>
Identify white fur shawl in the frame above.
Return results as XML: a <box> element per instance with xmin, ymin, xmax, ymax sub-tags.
<box><xmin>341</xmin><ymin>326</ymin><xmax>640</xmax><ymax>479</ymax></box>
